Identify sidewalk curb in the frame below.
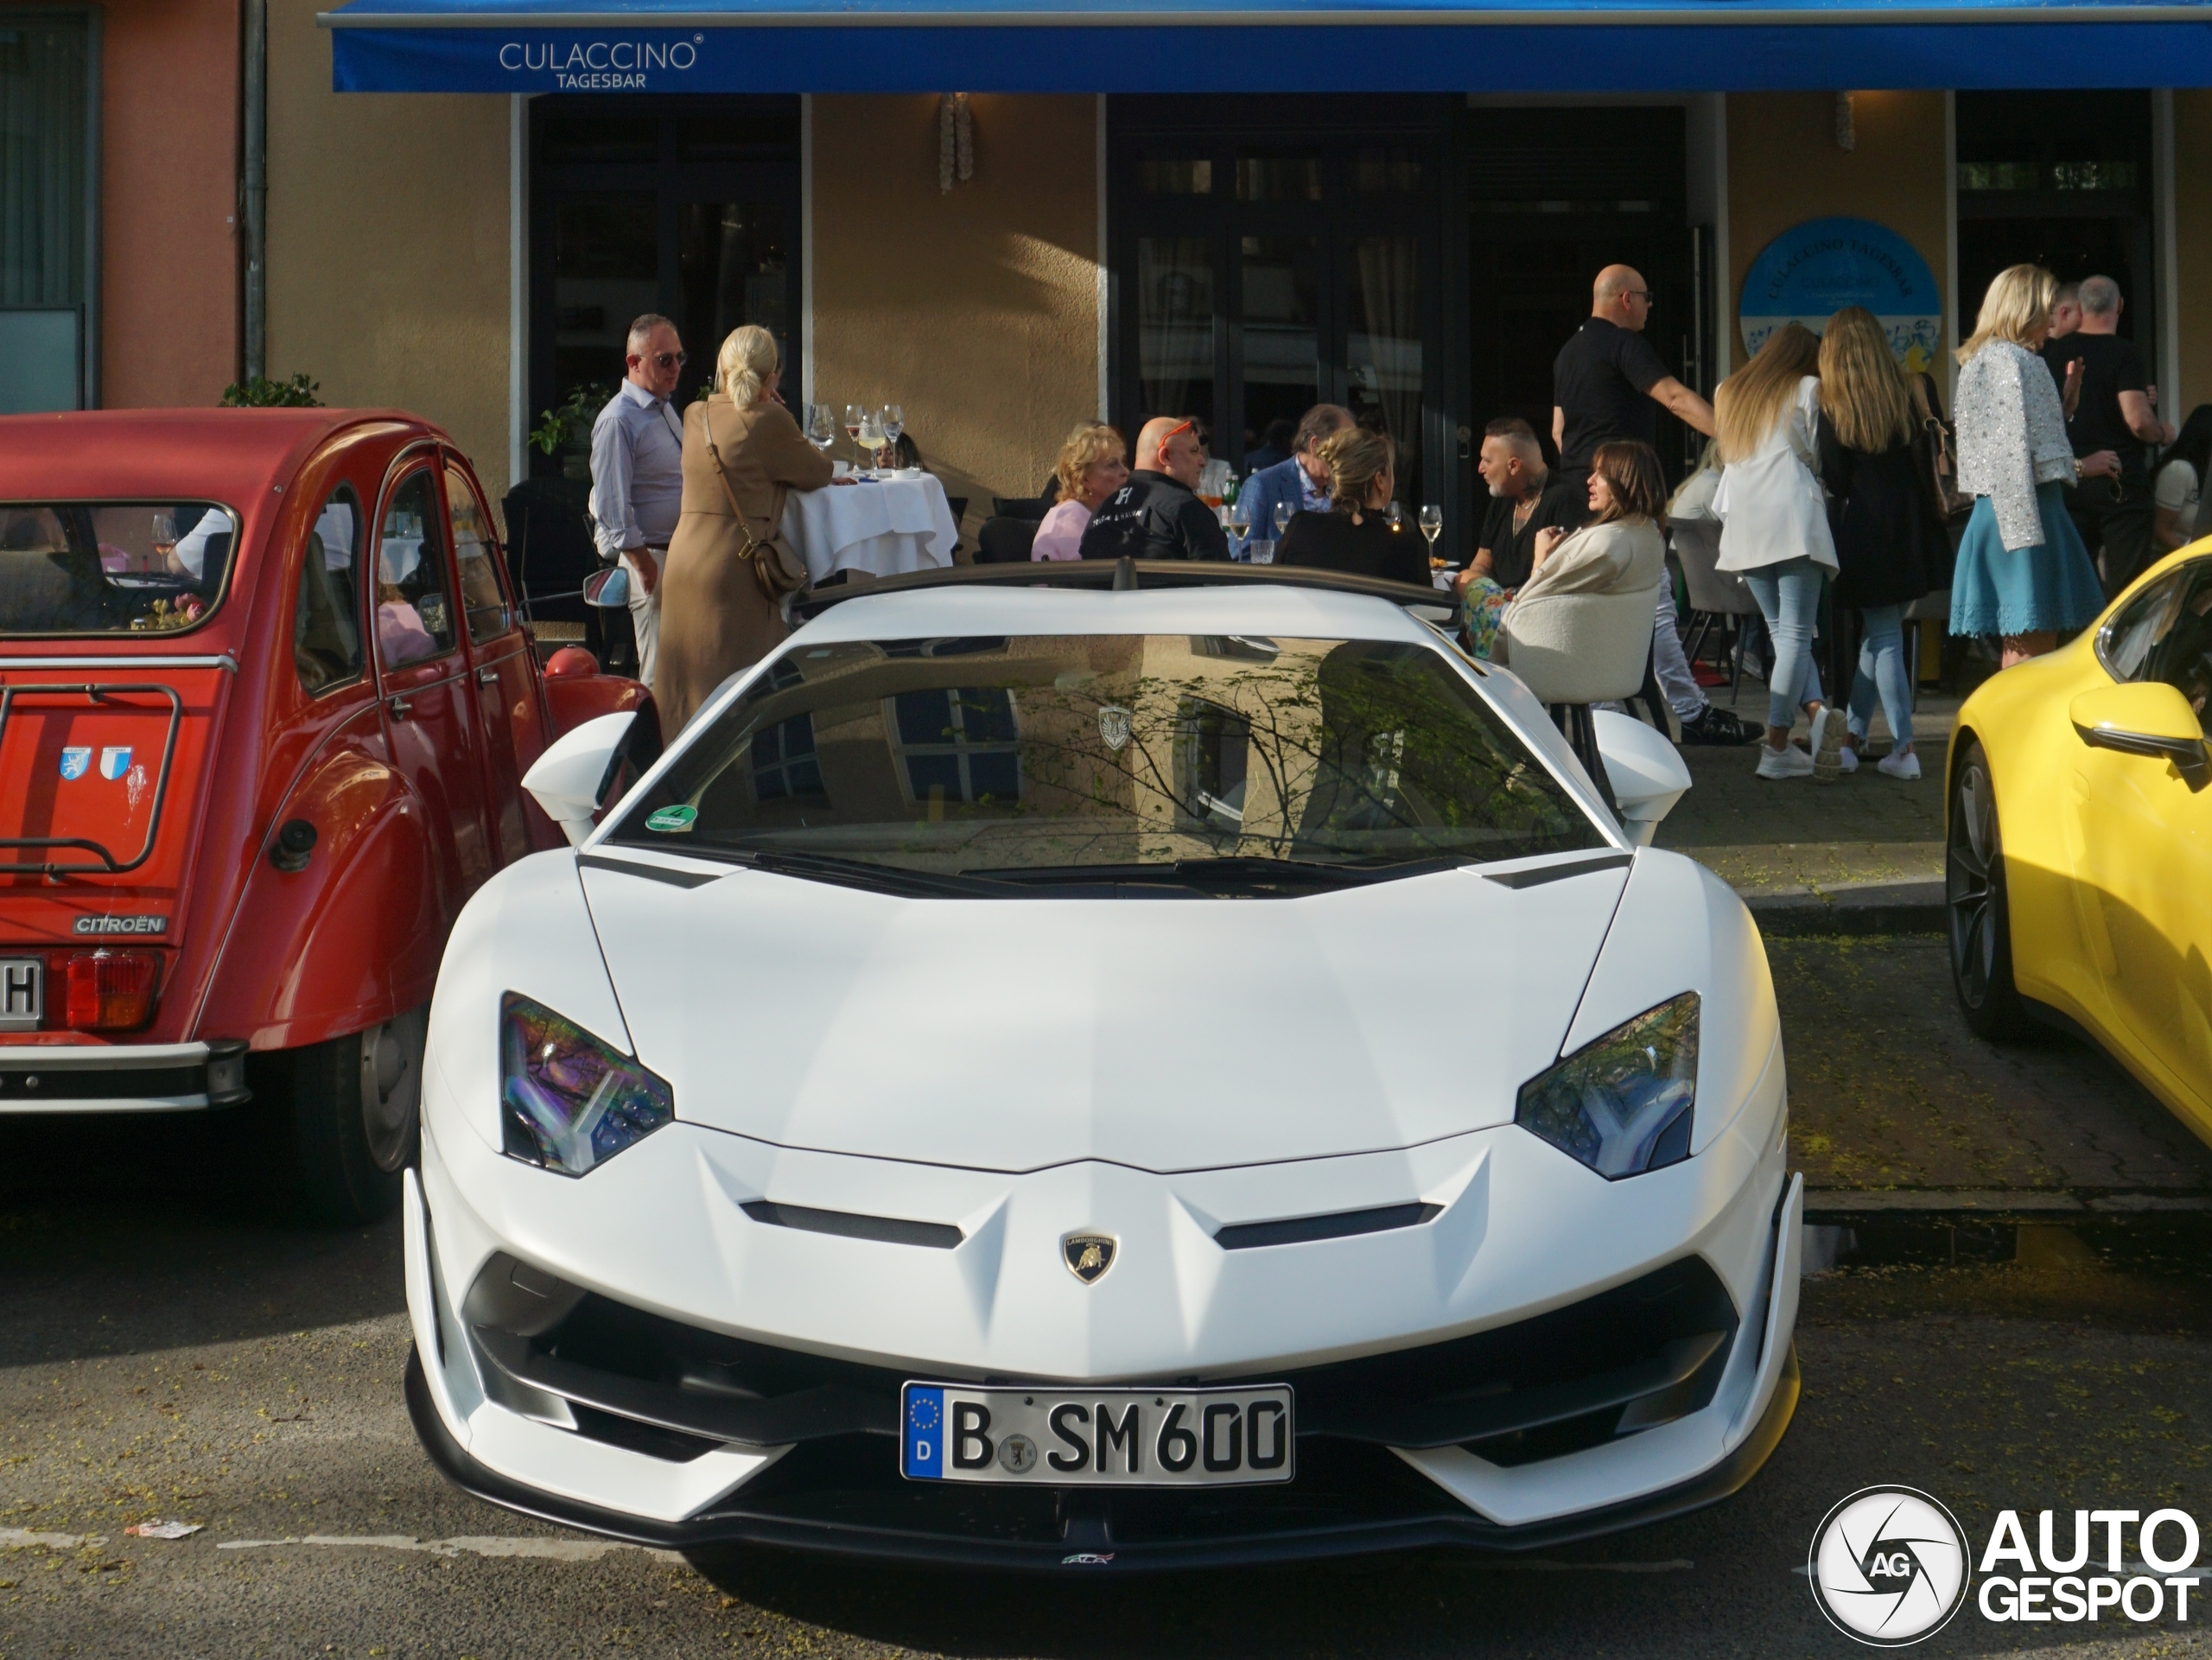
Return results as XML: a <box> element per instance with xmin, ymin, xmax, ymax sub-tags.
<box><xmin>1744</xmin><ymin>881</ymin><xmax>1944</xmax><ymax>937</ymax></box>
<box><xmin>1802</xmin><ymin>1188</ymin><xmax>2212</xmax><ymax>1219</ymax></box>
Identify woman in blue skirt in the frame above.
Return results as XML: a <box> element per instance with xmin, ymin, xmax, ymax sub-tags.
<box><xmin>1951</xmin><ymin>264</ymin><xmax>2107</xmax><ymax>666</ymax></box>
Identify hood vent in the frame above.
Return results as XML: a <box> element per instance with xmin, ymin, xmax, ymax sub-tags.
<box><xmin>741</xmin><ymin>1199</ymin><xmax>963</xmax><ymax>1250</ymax></box>
<box><xmin>1214</xmin><ymin>1200</ymin><xmax>1442</xmax><ymax>1251</ymax></box>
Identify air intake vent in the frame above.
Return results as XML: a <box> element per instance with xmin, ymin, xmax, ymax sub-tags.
<box><xmin>1214</xmin><ymin>1201</ymin><xmax>1442</xmax><ymax>1251</ymax></box>
<box><xmin>741</xmin><ymin>1199</ymin><xmax>963</xmax><ymax>1250</ymax></box>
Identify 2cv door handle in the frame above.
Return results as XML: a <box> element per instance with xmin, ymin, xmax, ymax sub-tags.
<box><xmin>476</xmin><ymin>665</ymin><xmax>501</xmax><ymax>687</ymax></box>
<box><xmin>387</xmin><ymin>695</ymin><xmax>415</xmax><ymax>721</ymax></box>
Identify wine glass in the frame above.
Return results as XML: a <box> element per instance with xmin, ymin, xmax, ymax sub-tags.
<box><xmin>149</xmin><ymin>511</ymin><xmax>176</xmax><ymax>573</ymax></box>
<box><xmin>856</xmin><ymin>411</ymin><xmax>887</xmax><ymax>477</ymax></box>
<box><xmin>805</xmin><ymin>404</ymin><xmax>836</xmax><ymax>455</ymax></box>
<box><xmin>1419</xmin><ymin>504</ymin><xmax>1443</xmax><ymax>551</ymax></box>
<box><xmin>1273</xmin><ymin>500</ymin><xmax>1293</xmax><ymax>537</ymax></box>
<box><xmin>843</xmin><ymin>403</ymin><xmax>866</xmax><ymax>459</ymax></box>
<box><xmin>1226</xmin><ymin>494</ymin><xmax>1252</xmax><ymax>544</ymax></box>
<box><xmin>880</xmin><ymin>404</ymin><xmax>905</xmax><ymax>468</ymax></box>
<box><xmin>1387</xmin><ymin>502</ymin><xmax>1404</xmax><ymax>532</ymax></box>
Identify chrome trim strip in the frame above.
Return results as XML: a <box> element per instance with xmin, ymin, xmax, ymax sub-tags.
<box><xmin>0</xmin><ymin>655</ymin><xmax>238</xmax><ymax>672</ymax></box>
<box><xmin>0</xmin><ymin>1094</ymin><xmax>211</xmax><ymax>1115</ymax></box>
<box><xmin>0</xmin><ymin>1040</ymin><xmax>213</xmax><ymax>1068</ymax></box>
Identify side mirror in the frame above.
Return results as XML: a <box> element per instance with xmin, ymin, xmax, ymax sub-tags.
<box><xmin>523</xmin><ymin>710</ymin><xmax>646</xmax><ymax>846</ymax></box>
<box><xmin>2069</xmin><ymin>683</ymin><xmax>2209</xmax><ymax>792</ymax></box>
<box><xmin>1593</xmin><ymin>709</ymin><xmax>1693</xmax><ymax>846</ymax></box>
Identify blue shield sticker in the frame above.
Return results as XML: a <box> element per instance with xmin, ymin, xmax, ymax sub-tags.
<box><xmin>902</xmin><ymin>1386</ymin><xmax>945</xmax><ymax>1480</ymax></box>
<box><xmin>99</xmin><ymin>747</ymin><xmax>131</xmax><ymax>781</ymax></box>
<box><xmin>59</xmin><ymin>747</ymin><xmax>91</xmax><ymax>781</ymax></box>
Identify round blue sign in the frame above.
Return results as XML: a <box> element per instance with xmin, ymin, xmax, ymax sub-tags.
<box><xmin>1740</xmin><ymin>217</ymin><xmax>1942</xmax><ymax>374</ymax></box>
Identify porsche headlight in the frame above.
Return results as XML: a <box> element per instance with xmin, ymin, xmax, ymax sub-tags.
<box><xmin>499</xmin><ymin>992</ymin><xmax>673</xmax><ymax>1176</ymax></box>
<box><xmin>1516</xmin><ymin>993</ymin><xmax>1699</xmax><ymax>1179</ymax></box>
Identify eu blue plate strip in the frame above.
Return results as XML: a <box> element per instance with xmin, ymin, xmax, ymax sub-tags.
<box><xmin>903</xmin><ymin>1385</ymin><xmax>946</xmax><ymax>1481</ymax></box>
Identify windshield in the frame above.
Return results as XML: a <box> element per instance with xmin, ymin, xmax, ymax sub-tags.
<box><xmin>0</xmin><ymin>501</ymin><xmax>239</xmax><ymax>637</ymax></box>
<box><xmin>611</xmin><ymin>633</ymin><xmax>1604</xmax><ymax>888</ymax></box>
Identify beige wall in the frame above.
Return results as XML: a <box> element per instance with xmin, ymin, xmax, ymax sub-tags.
<box><xmin>811</xmin><ymin>95</ymin><xmax>1100</xmax><ymax>538</ymax></box>
<box><xmin>1726</xmin><ymin>92</ymin><xmax>1950</xmax><ymax>379</ymax></box>
<box><xmin>266</xmin><ymin>0</ymin><xmax>512</xmax><ymax>502</ymax></box>
<box><xmin>2174</xmin><ymin>92</ymin><xmax>2212</xmax><ymax>418</ymax></box>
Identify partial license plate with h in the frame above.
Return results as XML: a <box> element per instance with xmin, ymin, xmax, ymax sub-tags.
<box><xmin>0</xmin><ymin>958</ymin><xmax>41</xmax><ymax>1032</ymax></box>
<box><xmin>899</xmin><ymin>1382</ymin><xmax>1293</xmax><ymax>1486</ymax></box>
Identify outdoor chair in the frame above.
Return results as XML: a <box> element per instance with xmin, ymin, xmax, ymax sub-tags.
<box><xmin>1669</xmin><ymin>519</ymin><xmax>1759</xmax><ymax>705</ymax></box>
<box><xmin>991</xmin><ymin>495</ymin><xmax>1053</xmax><ymax>523</ymax></box>
<box><xmin>1902</xmin><ymin>588</ymin><xmax>1951</xmax><ymax>711</ymax></box>
<box><xmin>976</xmin><ymin>516</ymin><xmax>1040</xmax><ymax>564</ymax></box>
<box><xmin>1497</xmin><ymin>579</ymin><xmax>1667</xmax><ymax>794</ymax></box>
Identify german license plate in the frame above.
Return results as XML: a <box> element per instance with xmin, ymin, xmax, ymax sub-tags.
<box><xmin>0</xmin><ymin>957</ymin><xmax>41</xmax><ymax>1032</ymax></box>
<box><xmin>899</xmin><ymin>1383</ymin><xmax>1293</xmax><ymax>1486</ymax></box>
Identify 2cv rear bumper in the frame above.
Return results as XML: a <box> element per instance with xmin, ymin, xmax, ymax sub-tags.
<box><xmin>0</xmin><ymin>1039</ymin><xmax>250</xmax><ymax>1114</ymax></box>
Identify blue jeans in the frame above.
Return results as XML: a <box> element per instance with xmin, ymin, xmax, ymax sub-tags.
<box><xmin>1847</xmin><ymin>604</ymin><xmax>1914</xmax><ymax>750</ymax></box>
<box><xmin>1740</xmin><ymin>558</ymin><xmax>1827</xmax><ymax>733</ymax></box>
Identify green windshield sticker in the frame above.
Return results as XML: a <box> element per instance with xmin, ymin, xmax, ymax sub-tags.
<box><xmin>644</xmin><ymin>805</ymin><xmax>697</xmax><ymax>834</ymax></box>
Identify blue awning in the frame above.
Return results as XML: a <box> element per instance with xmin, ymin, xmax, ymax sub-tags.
<box><xmin>321</xmin><ymin>0</ymin><xmax>2212</xmax><ymax>92</ymax></box>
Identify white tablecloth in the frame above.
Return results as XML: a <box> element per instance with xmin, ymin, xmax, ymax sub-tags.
<box><xmin>782</xmin><ymin>475</ymin><xmax>959</xmax><ymax>585</ymax></box>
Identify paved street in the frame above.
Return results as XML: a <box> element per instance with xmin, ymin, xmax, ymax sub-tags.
<box><xmin>8</xmin><ymin>925</ymin><xmax>2212</xmax><ymax>1657</ymax></box>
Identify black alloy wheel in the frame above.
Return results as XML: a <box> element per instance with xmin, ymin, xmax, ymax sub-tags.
<box><xmin>288</xmin><ymin>1006</ymin><xmax>426</xmax><ymax>1224</ymax></box>
<box><xmin>1946</xmin><ymin>740</ymin><xmax>2033</xmax><ymax>1040</ymax></box>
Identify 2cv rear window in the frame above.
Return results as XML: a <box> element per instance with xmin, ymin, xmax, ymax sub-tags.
<box><xmin>0</xmin><ymin>501</ymin><xmax>240</xmax><ymax>637</ymax></box>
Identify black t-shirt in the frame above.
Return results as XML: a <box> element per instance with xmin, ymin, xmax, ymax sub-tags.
<box><xmin>1077</xmin><ymin>471</ymin><xmax>1230</xmax><ymax>562</ymax></box>
<box><xmin>1276</xmin><ymin>509</ymin><xmax>1430</xmax><ymax>588</ymax></box>
<box><xmin>1475</xmin><ymin>473</ymin><xmax>1586</xmax><ymax>590</ymax></box>
<box><xmin>2050</xmin><ymin>333</ymin><xmax>2149</xmax><ymax>462</ymax></box>
<box><xmin>1553</xmin><ymin>318</ymin><xmax>1673</xmax><ymax>470</ymax></box>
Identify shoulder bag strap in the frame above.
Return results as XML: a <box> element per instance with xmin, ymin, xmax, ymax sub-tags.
<box><xmin>700</xmin><ymin>403</ymin><xmax>765</xmax><ymax>560</ymax></box>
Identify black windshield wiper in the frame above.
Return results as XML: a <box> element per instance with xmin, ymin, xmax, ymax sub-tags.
<box><xmin>963</xmin><ymin>855</ymin><xmax>1472</xmax><ymax>893</ymax></box>
<box><xmin>677</xmin><ymin>846</ymin><xmax>1027</xmax><ymax>900</ymax></box>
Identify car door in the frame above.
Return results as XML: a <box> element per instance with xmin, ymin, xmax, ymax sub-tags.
<box><xmin>442</xmin><ymin>455</ymin><xmax>548</xmax><ymax>866</ymax></box>
<box><xmin>2069</xmin><ymin>555</ymin><xmax>2212</xmax><ymax>1107</ymax></box>
<box><xmin>373</xmin><ymin>464</ymin><xmax>496</xmax><ymax>909</ymax></box>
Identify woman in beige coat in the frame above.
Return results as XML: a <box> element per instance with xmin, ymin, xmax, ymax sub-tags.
<box><xmin>655</xmin><ymin>325</ymin><xmax>834</xmax><ymax>734</ymax></box>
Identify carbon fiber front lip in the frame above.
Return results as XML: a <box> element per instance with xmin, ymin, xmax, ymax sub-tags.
<box><xmin>404</xmin><ymin>1342</ymin><xmax>1798</xmax><ymax>1570</ymax></box>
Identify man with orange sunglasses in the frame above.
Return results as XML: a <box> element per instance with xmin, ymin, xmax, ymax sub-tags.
<box><xmin>1077</xmin><ymin>416</ymin><xmax>1232</xmax><ymax>563</ymax></box>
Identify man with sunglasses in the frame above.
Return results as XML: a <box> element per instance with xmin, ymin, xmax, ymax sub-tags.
<box><xmin>1078</xmin><ymin>415</ymin><xmax>1232</xmax><ymax>563</ymax></box>
<box><xmin>588</xmin><ymin>313</ymin><xmax>687</xmax><ymax>688</ymax></box>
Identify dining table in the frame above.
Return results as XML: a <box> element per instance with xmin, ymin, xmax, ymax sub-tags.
<box><xmin>781</xmin><ymin>472</ymin><xmax>960</xmax><ymax>585</ymax></box>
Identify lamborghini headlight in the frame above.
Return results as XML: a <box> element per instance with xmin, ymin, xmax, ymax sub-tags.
<box><xmin>1516</xmin><ymin>992</ymin><xmax>1699</xmax><ymax>1179</ymax></box>
<box><xmin>499</xmin><ymin>992</ymin><xmax>673</xmax><ymax>1176</ymax></box>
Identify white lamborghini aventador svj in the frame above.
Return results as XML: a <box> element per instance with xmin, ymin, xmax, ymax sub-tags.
<box><xmin>403</xmin><ymin>564</ymin><xmax>1800</xmax><ymax>1568</ymax></box>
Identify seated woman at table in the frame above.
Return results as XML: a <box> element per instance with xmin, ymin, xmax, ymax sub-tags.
<box><xmin>1276</xmin><ymin>427</ymin><xmax>1429</xmax><ymax>587</ymax></box>
<box><xmin>1033</xmin><ymin>423</ymin><xmax>1129</xmax><ymax>562</ymax></box>
<box><xmin>656</xmin><ymin>324</ymin><xmax>835</xmax><ymax>734</ymax></box>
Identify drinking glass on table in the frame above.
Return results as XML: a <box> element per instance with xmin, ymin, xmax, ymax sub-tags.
<box><xmin>1387</xmin><ymin>502</ymin><xmax>1404</xmax><ymax>532</ymax></box>
<box><xmin>856</xmin><ymin>411</ymin><xmax>887</xmax><ymax>476</ymax></box>
<box><xmin>880</xmin><ymin>404</ymin><xmax>905</xmax><ymax>466</ymax></box>
<box><xmin>843</xmin><ymin>404</ymin><xmax>866</xmax><ymax>459</ymax></box>
<box><xmin>1273</xmin><ymin>500</ymin><xmax>1293</xmax><ymax>537</ymax></box>
<box><xmin>149</xmin><ymin>511</ymin><xmax>176</xmax><ymax>573</ymax></box>
<box><xmin>1225</xmin><ymin>493</ymin><xmax>1252</xmax><ymax>554</ymax></box>
<box><xmin>1419</xmin><ymin>504</ymin><xmax>1443</xmax><ymax>552</ymax></box>
<box><xmin>1249</xmin><ymin>537</ymin><xmax>1276</xmax><ymax>566</ymax></box>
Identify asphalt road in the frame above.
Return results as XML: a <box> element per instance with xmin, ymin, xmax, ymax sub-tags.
<box><xmin>7</xmin><ymin>938</ymin><xmax>2212</xmax><ymax>1659</ymax></box>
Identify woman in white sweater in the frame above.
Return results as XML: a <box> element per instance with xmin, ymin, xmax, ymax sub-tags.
<box><xmin>1949</xmin><ymin>264</ymin><xmax>2105</xmax><ymax>666</ymax></box>
<box><xmin>1714</xmin><ymin>322</ymin><xmax>1841</xmax><ymax>780</ymax></box>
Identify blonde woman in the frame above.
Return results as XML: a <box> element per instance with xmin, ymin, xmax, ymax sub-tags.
<box><xmin>1032</xmin><ymin>423</ymin><xmax>1128</xmax><ymax>561</ymax></box>
<box><xmin>1951</xmin><ymin>264</ymin><xmax>2105</xmax><ymax>665</ymax></box>
<box><xmin>653</xmin><ymin>325</ymin><xmax>834</xmax><ymax>734</ymax></box>
<box><xmin>1814</xmin><ymin>306</ymin><xmax>1946</xmax><ymax>779</ymax></box>
<box><xmin>1277</xmin><ymin>427</ymin><xmax>1429</xmax><ymax>586</ymax></box>
<box><xmin>1714</xmin><ymin>322</ymin><xmax>1840</xmax><ymax>780</ymax></box>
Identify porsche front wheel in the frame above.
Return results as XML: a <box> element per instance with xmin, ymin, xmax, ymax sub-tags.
<box><xmin>289</xmin><ymin>1007</ymin><xmax>426</xmax><ymax>1224</ymax></box>
<box><xmin>1947</xmin><ymin>741</ymin><xmax>2033</xmax><ymax>1040</ymax></box>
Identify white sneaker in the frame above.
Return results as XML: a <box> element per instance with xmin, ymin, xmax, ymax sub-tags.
<box><xmin>1837</xmin><ymin>744</ymin><xmax>1860</xmax><ymax>775</ymax></box>
<box><xmin>1757</xmin><ymin>741</ymin><xmax>1815</xmax><ymax>779</ymax></box>
<box><xmin>1810</xmin><ymin>709</ymin><xmax>1846</xmax><ymax>783</ymax></box>
<box><xmin>1878</xmin><ymin>748</ymin><xmax>1922</xmax><ymax>780</ymax></box>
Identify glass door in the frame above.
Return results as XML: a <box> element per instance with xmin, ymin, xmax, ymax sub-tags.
<box><xmin>531</xmin><ymin>99</ymin><xmax>801</xmax><ymax>480</ymax></box>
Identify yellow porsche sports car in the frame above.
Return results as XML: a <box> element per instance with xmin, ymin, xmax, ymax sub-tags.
<box><xmin>1948</xmin><ymin>545</ymin><xmax>2212</xmax><ymax>1141</ymax></box>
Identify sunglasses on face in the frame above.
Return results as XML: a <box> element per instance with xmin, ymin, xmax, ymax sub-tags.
<box><xmin>636</xmin><ymin>351</ymin><xmax>687</xmax><ymax>371</ymax></box>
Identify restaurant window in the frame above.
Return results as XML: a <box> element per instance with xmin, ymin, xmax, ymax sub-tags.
<box><xmin>888</xmin><ymin>688</ymin><xmax>1021</xmax><ymax>808</ymax></box>
<box><xmin>751</xmin><ymin>714</ymin><xmax>824</xmax><ymax>802</ymax></box>
<box><xmin>0</xmin><ymin>12</ymin><xmax>95</xmax><ymax>412</ymax></box>
<box><xmin>296</xmin><ymin>485</ymin><xmax>366</xmax><ymax>696</ymax></box>
<box><xmin>531</xmin><ymin>98</ymin><xmax>801</xmax><ymax>482</ymax></box>
<box><xmin>1112</xmin><ymin>99</ymin><xmax>1446</xmax><ymax>513</ymax></box>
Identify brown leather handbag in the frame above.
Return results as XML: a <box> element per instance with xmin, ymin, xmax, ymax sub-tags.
<box><xmin>1910</xmin><ymin>374</ymin><xmax>1973</xmax><ymax>529</ymax></box>
<box><xmin>701</xmin><ymin>402</ymin><xmax>810</xmax><ymax>601</ymax></box>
